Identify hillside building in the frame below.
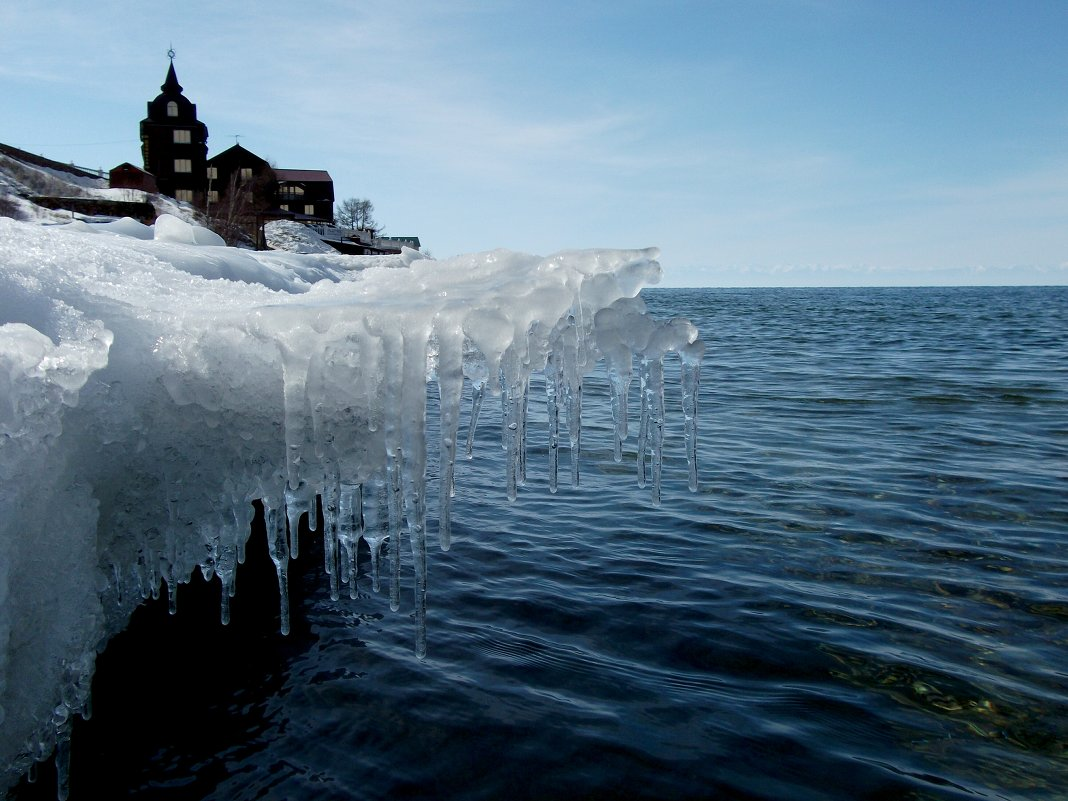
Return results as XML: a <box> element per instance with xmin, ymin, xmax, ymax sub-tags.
<box><xmin>276</xmin><ymin>169</ymin><xmax>335</xmax><ymax>221</ymax></box>
<box><xmin>138</xmin><ymin>61</ymin><xmax>209</xmax><ymax>205</ymax></box>
<box><xmin>117</xmin><ymin>59</ymin><xmax>335</xmax><ymax>224</ymax></box>
<box><xmin>105</xmin><ymin>57</ymin><xmax>420</xmax><ymax>253</ymax></box>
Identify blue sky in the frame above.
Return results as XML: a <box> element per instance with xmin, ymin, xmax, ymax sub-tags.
<box><xmin>2</xmin><ymin>0</ymin><xmax>1066</xmax><ymax>287</ymax></box>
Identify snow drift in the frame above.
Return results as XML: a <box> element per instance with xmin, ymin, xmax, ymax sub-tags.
<box><xmin>0</xmin><ymin>215</ymin><xmax>702</xmax><ymax>796</ymax></box>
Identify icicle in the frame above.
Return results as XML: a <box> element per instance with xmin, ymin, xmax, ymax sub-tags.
<box><xmin>338</xmin><ymin>481</ymin><xmax>363</xmax><ymax>600</ymax></box>
<box><xmin>517</xmin><ymin>375</ymin><xmax>530</xmax><ymax>488</ymax></box>
<box><xmin>323</xmin><ymin>476</ymin><xmax>340</xmax><ymax>601</ymax></box>
<box><xmin>133</xmin><ymin>545</ymin><xmax>148</xmax><ymax>600</ymax></box>
<box><xmin>337</xmin><ymin>488</ymin><xmax>353</xmax><ymax>587</ymax></box>
<box><xmin>367</xmin><ymin>534</ymin><xmax>383</xmax><ymax>593</ymax></box>
<box><xmin>637</xmin><ymin>357</ymin><xmax>650</xmax><ymax>489</ymax></box>
<box><xmin>570</xmin><ymin>301</ymin><xmax>588</xmax><ymax>372</ymax></box>
<box><xmin>500</xmin><ymin>369</ymin><xmax>511</xmax><ymax>452</ymax></box>
<box><xmin>436</xmin><ymin>326</ymin><xmax>464</xmax><ymax>550</ymax></box>
<box><xmin>410</xmin><ymin>512</ymin><xmax>428</xmax><ymax>660</ymax></box>
<box><xmin>387</xmin><ymin>450</ymin><xmax>403</xmax><ymax>613</ymax></box>
<box><xmin>400</xmin><ymin>329</ymin><xmax>431</xmax><ymax>659</ymax></box>
<box><xmin>264</xmin><ymin>500</ymin><xmax>291</xmax><ymax>636</ymax></box>
<box><xmin>284</xmin><ymin>480</ymin><xmax>311</xmax><ymax>560</ymax></box>
<box><xmin>216</xmin><ymin>527</ymin><xmax>238</xmax><ymax>625</ymax></box>
<box><xmin>279</xmin><ymin>332</ymin><xmax>323</xmax><ymax>562</ymax></box>
<box><xmin>199</xmin><ymin>528</ymin><xmax>219</xmax><ymax>583</ymax></box>
<box><xmin>502</xmin><ymin>377</ymin><xmax>518</xmax><ymax>501</ymax></box>
<box><xmin>308</xmin><ymin>490</ymin><xmax>319</xmax><ymax>534</ymax></box>
<box><xmin>360</xmin><ymin>482</ymin><xmax>384</xmax><ymax>594</ymax></box>
<box><xmin>235</xmin><ymin>500</ymin><xmax>252</xmax><ymax>565</ymax></box>
<box><xmin>404</xmin><ymin>451</ymin><xmax>429</xmax><ymax>659</ymax></box>
<box><xmin>465</xmin><ymin>380</ymin><xmax>484</xmax><ymax>459</ymax></box>
<box><xmin>164</xmin><ymin>568</ymin><xmax>178</xmax><ymax>616</ymax></box>
<box><xmin>594</xmin><ymin>299</ymin><xmax>648</xmax><ymax>467</ymax></box>
<box><xmin>648</xmin><ymin>355</ymin><xmax>666</xmax><ymax>507</ymax></box>
<box><xmin>560</xmin><ymin>314</ymin><xmax>583</xmax><ymax>486</ymax></box>
<box><xmin>500</xmin><ymin>374</ymin><xmax>531</xmax><ymax>502</ymax></box>
<box><xmin>52</xmin><ymin>704</ymin><xmax>71</xmax><ymax>801</ymax></box>
<box><xmin>608</xmin><ymin>360</ymin><xmax>631</xmax><ymax>463</ymax></box>
<box><xmin>568</xmin><ymin>379</ymin><xmax>582</xmax><ymax>487</ymax></box>
<box><xmin>546</xmin><ymin>349</ymin><xmax>563</xmax><ymax>493</ymax></box>
<box><xmin>145</xmin><ymin>540</ymin><xmax>160</xmax><ymax>601</ymax></box>
<box><xmin>681</xmin><ymin>341</ymin><xmax>704</xmax><ymax>492</ymax></box>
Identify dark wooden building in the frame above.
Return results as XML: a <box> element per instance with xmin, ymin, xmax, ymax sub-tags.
<box><xmin>204</xmin><ymin>144</ymin><xmax>276</xmax><ymax>211</ymax></box>
<box><xmin>275</xmin><ymin>169</ymin><xmax>334</xmax><ymax>221</ymax></box>
<box><xmin>139</xmin><ymin>61</ymin><xmax>209</xmax><ymax>205</ymax></box>
<box><xmin>111</xmin><ymin>57</ymin><xmax>346</xmax><ymax>243</ymax></box>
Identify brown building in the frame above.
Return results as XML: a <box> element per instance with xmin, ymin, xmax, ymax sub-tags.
<box><xmin>205</xmin><ymin>144</ymin><xmax>276</xmax><ymax>211</ymax></box>
<box><xmin>275</xmin><ymin>169</ymin><xmax>334</xmax><ymax>221</ymax></box>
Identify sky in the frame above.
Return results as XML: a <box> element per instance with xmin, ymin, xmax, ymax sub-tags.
<box><xmin>2</xmin><ymin>0</ymin><xmax>1067</xmax><ymax>287</ymax></box>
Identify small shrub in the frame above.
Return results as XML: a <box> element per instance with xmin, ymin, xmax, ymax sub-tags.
<box><xmin>0</xmin><ymin>192</ymin><xmax>27</xmax><ymax>221</ymax></box>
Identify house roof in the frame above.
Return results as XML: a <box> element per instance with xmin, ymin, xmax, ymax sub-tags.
<box><xmin>207</xmin><ymin>143</ymin><xmax>267</xmax><ymax>164</ymax></box>
<box><xmin>275</xmin><ymin>169</ymin><xmax>332</xmax><ymax>183</ymax></box>
<box><xmin>110</xmin><ymin>162</ymin><xmax>151</xmax><ymax>174</ymax></box>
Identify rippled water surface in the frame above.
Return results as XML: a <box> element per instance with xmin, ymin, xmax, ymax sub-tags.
<box><xmin>16</xmin><ymin>286</ymin><xmax>1068</xmax><ymax>800</ymax></box>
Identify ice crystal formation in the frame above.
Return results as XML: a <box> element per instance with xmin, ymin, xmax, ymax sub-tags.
<box><xmin>0</xmin><ymin>215</ymin><xmax>702</xmax><ymax>796</ymax></box>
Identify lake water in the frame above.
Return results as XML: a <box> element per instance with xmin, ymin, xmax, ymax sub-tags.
<box><xmin>13</xmin><ymin>286</ymin><xmax>1068</xmax><ymax>800</ymax></box>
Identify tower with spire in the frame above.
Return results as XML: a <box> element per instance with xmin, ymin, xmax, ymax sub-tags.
<box><xmin>139</xmin><ymin>52</ymin><xmax>209</xmax><ymax>203</ymax></box>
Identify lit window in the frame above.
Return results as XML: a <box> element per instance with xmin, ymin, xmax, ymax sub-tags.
<box><xmin>167</xmin><ymin>101</ymin><xmax>178</xmax><ymax>117</ymax></box>
<box><xmin>175</xmin><ymin>189</ymin><xmax>193</xmax><ymax>202</ymax></box>
<box><xmin>173</xmin><ymin>129</ymin><xmax>191</xmax><ymax>144</ymax></box>
<box><xmin>304</xmin><ymin>204</ymin><xmax>315</xmax><ymax>215</ymax></box>
<box><xmin>280</xmin><ymin>204</ymin><xmax>289</xmax><ymax>211</ymax></box>
<box><xmin>208</xmin><ymin>190</ymin><xmax>219</xmax><ymax>202</ymax></box>
<box><xmin>206</xmin><ymin>166</ymin><xmax>218</xmax><ymax>180</ymax></box>
<box><xmin>240</xmin><ymin>168</ymin><xmax>253</xmax><ymax>181</ymax></box>
<box><xmin>174</xmin><ymin>159</ymin><xmax>192</xmax><ymax>173</ymax></box>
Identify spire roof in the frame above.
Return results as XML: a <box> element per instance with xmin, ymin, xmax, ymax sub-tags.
<box><xmin>161</xmin><ymin>61</ymin><xmax>183</xmax><ymax>95</ymax></box>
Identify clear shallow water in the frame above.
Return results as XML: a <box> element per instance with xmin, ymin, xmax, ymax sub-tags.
<box><xmin>14</xmin><ymin>286</ymin><xmax>1068</xmax><ymax>801</ymax></box>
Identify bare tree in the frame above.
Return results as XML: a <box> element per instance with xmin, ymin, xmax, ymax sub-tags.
<box><xmin>336</xmin><ymin>197</ymin><xmax>376</xmax><ymax>231</ymax></box>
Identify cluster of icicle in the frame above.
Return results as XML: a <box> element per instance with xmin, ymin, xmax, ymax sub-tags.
<box><xmin>262</xmin><ymin>293</ymin><xmax>704</xmax><ymax>662</ymax></box>
<box><xmin>0</xmin><ymin>226</ymin><xmax>702</xmax><ymax>798</ymax></box>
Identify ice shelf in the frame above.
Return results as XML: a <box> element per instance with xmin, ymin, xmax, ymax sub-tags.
<box><xmin>0</xmin><ymin>216</ymin><xmax>702</xmax><ymax>797</ymax></box>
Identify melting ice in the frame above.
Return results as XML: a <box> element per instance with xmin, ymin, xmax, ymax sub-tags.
<box><xmin>0</xmin><ymin>214</ymin><xmax>702</xmax><ymax>796</ymax></box>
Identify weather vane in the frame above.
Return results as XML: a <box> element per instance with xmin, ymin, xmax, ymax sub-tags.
<box><xmin>168</xmin><ymin>46</ymin><xmax>176</xmax><ymax>61</ymax></box>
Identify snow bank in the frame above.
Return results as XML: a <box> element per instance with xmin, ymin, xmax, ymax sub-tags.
<box><xmin>264</xmin><ymin>218</ymin><xmax>339</xmax><ymax>254</ymax></box>
<box><xmin>0</xmin><ymin>216</ymin><xmax>702</xmax><ymax>796</ymax></box>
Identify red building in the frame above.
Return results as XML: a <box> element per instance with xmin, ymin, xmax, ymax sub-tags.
<box><xmin>109</xmin><ymin>162</ymin><xmax>158</xmax><ymax>194</ymax></box>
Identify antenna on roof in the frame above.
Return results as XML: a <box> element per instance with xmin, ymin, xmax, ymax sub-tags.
<box><xmin>231</xmin><ymin>134</ymin><xmax>242</xmax><ymax>146</ymax></box>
